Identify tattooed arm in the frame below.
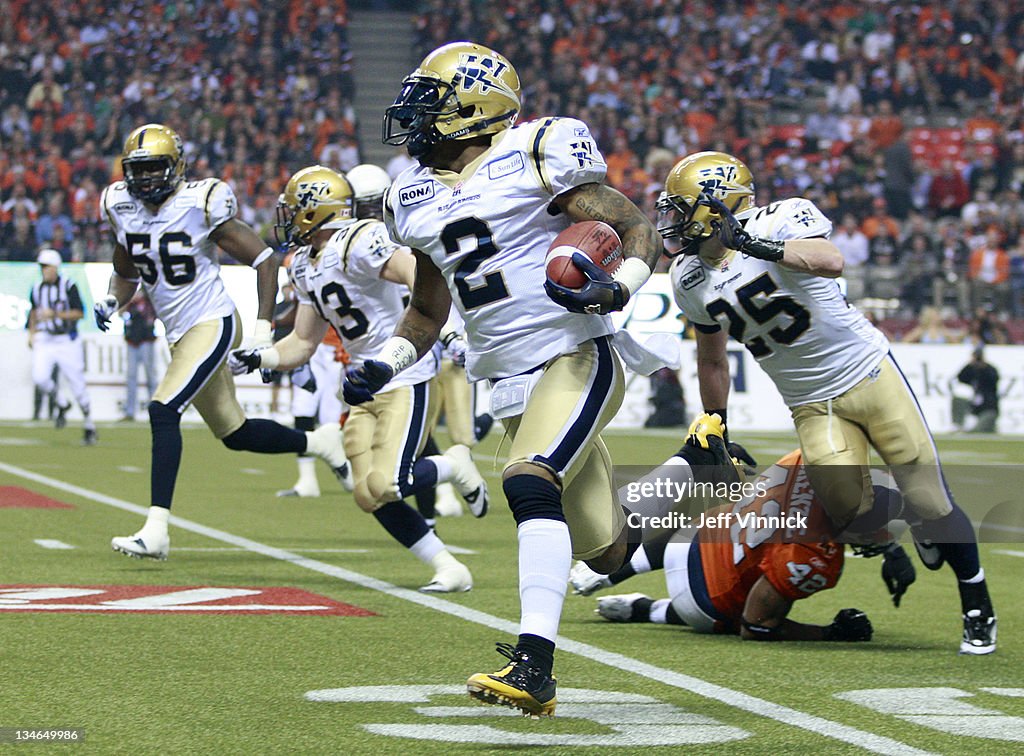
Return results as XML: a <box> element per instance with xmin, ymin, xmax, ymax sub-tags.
<box><xmin>554</xmin><ymin>182</ymin><xmax>663</xmax><ymax>270</ymax></box>
<box><xmin>394</xmin><ymin>249</ymin><xmax>451</xmax><ymax>358</ymax></box>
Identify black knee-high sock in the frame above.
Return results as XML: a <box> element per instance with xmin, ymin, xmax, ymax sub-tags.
<box><xmin>222</xmin><ymin>419</ymin><xmax>306</xmax><ymax>454</ymax></box>
<box><xmin>149</xmin><ymin>402</ymin><xmax>183</xmax><ymax>508</ymax></box>
<box><xmin>414</xmin><ymin>435</ymin><xmax>442</xmax><ymax>519</ymax></box>
<box><xmin>372</xmin><ymin>500</ymin><xmax>430</xmax><ymax>548</ymax></box>
<box><xmin>916</xmin><ymin>506</ymin><xmax>981</xmax><ymax>581</ymax></box>
<box><xmin>294</xmin><ymin>416</ymin><xmax>315</xmax><ymax>456</ymax></box>
<box><xmin>607</xmin><ymin>534</ymin><xmax>670</xmax><ymax>585</ymax></box>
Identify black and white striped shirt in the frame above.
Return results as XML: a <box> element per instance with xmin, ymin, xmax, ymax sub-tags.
<box><xmin>30</xmin><ymin>276</ymin><xmax>83</xmax><ymax>337</ymax></box>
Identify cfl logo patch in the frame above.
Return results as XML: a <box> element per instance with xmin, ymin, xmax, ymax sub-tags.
<box><xmin>570</xmin><ymin>140</ymin><xmax>599</xmax><ymax>169</ymax></box>
<box><xmin>297</xmin><ymin>181</ymin><xmax>332</xmax><ymax>207</ymax></box>
<box><xmin>458</xmin><ymin>54</ymin><xmax>510</xmax><ymax>95</ymax></box>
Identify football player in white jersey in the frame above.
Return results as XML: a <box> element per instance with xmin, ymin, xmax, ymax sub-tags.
<box><xmin>94</xmin><ymin>124</ymin><xmax>351</xmax><ymax>561</ymax></box>
<box><xmin>229</xmin><ymin>165</ymin><xmax>486</xmax><ymax>593</ymax></box>
<box><xmin>659</xmin><ymin>151</ymin><xmax>995</xmax><ymax>654</ymax></box>
<box><xmin>342</xmin><ymin>42</ymin><xmax>665</xmax><ymax>716</ymax></box>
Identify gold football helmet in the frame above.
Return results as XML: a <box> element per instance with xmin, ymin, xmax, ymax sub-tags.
<box><xmin>656</xmin><ymin>151</ymin><xmax>756</xmax><ymax>256</ymax></box>
<box><xmin>274</xmin><ymin>165</ymin><xmax>355</xmax><ymax>248</ymax></box>
<box><xmin>121</xmin><ymin>123</ymin><xmax>186</xmax><ymax>204</ymax></box>
<box><xmin>383</xmin><ymin>41</ymin><xmax>521</xmax><ymax>158</ymax></box>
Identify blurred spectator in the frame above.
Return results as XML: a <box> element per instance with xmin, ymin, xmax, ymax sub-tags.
<box><xmin>968</xmin><ymin>227</ymin><xmax>1011</xmax><ymax>312</ymax></box>
<box><xmin>965</xmin><ymin>306</ymin><xmax>1010</xmax><ymax>346</ymax></box>
<box><xmin>1010</xmin><ymin>246</ymin><xmax>1024</xmax><ymax>318</ymax></box>
<box><xmin>867</xmin><ymin>99</ymin><xmax>904</xmax><ymax>151</ymax></box>
<box><xmin>861</xmin><ymin>197</ymin><xmax>900</xmax><ymax>240</ymax></box>
<box><xmin>0</xmin><ymin>210</ymin><xmax>38</xmax><ymax>261</ymax></box>
<box><xmin>956</xmin><ymin>347</ymin><xmax>1000</xmax><ymax>433</ymax></box>
<box><xmin>933</xmin><ymin>221</ymin><xmax>972</xmax><ymax>313</ymax></box>
<box><xmin>34</xmin><ymin>194</ymin><xmax>73</xmax><ymax>248</ymax></box>
<box><xmin>882</xmin><ymin>134</ymin><xmax>915</xmax><ymax>220</ymax></box>
<box><xmin>826</xmin><ymin>69</ymin><xmax>862</xmax><ymax>114</ymax></box>
<box><xmin>928</xmin><ymin>159</ymin><xmax>971</xmax><ymax>218</ymax></box>
<box><xmin>903</xmin><ymin>306</ymin><xmax>960</xmax><ymax>343</ymax></box>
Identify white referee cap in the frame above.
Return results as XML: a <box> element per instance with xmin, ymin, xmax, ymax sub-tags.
<box><xmin>37</xmin><ymin>248</ymin><xmax>63</xmax><ymax>267</ymax></box>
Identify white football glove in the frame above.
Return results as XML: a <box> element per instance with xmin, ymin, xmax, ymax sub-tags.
<box><xmin>229</xmin><ymin>348</ymin><xmax>263</xmax><ymax>376</ymax></box>
<box><xmin>93</xmin><ymin>295</ymin><xmax>119</xmax><ymax>332</ymax></box>
<box><xmin>442</xmin><ymin>333</ymin><xmax>468</xmax><ymax>367</ymax></box>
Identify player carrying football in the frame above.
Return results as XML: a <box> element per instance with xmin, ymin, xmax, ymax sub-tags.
<box><xmin>229</xmin><ymin>165</ymin><xmax>485</xmax><ymax>593</ymax></box>
<box><xmin>96</xmin><ymin>124</ymin><xmax>351</xmax><ymax>560</ymax></box>
<box><xmin>343</xmin><ymin>42</ymin><xmax>666</xmax><ymax>716</ymax></box>
<box><xmin>659</xmin><ymin>151</ymin><xmax>995</xmax><ymax>654</ymax></box>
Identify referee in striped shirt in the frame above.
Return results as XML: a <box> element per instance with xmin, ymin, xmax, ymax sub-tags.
<box><xmin>28</xmin><ymin>249</ymin><xmax>97</xmax><ymax>444</ymax></box>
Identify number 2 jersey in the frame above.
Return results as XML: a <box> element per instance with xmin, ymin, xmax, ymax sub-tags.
<box><xmin>100</xmin><ymin>178</ymin><xmax>237</xmax><ymax>343</ymax></box>
<box><xmin>288</xmin><ymin>219</ymin><xmax>438</xmax><ymax>392</ymax></box>
<box><xmin>698</xmin><ymin>449</ymin><xmax>844</xmax><ymax>632</ymax></box>
<box><xmin>384</xmin><ymin>117</ymin><xmax>615</xmax><ymax>382</ymax></box>
<box><xmin>670</xmin><ymin>197</ymin><xmax>889</xmax><ymax>405</ymax></box>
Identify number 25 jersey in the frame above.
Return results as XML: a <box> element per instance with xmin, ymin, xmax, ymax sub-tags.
<box><xmin>101</xmin><ymin>178</ymin><xmax>237</xmax><ymax>343</ymax></box>
<box><xmin>670</xmin><ymin>197</ymin><xmax>889</xmax><ymax>406</ymax></box>
<box><xmin>384</xmin><ymin>117</ymin><xmax>615</xmax><ymax>382</ymax></box>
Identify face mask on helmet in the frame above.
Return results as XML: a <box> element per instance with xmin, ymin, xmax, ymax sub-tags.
<box><xmin>274</xmin><ymin>166</ymin><xmax>354</xmax><ymax>249</ymax></box>
<box><xmin>382</xmin><ymin>42</ymin><xmax>521</xmax><ymax>159</ymax></box>
<box><xmin>124</xmin><ymin>158</ymin><xmax>179</xmax><ymax>204</ymax></box>
<box><xmin>655</xmin><ymin>192</ymin><xmax>705</xmax><ymax>257</ymax></box>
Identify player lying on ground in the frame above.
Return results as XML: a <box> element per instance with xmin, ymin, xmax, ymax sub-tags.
<box><xmin>571</xmin><ymin>437</ymin><xmax>915</xmax><ymax>642</ymax></box>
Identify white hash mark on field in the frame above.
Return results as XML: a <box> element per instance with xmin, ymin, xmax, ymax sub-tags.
<box><xmin>0</xmin><ymin>460</ymin><xmax>935</xmax><ymax>756</ymax></box>
<box><xmin>33</xmin><ymin>539</ymin><xmax>75</xmax><ymax>549</ymax></box>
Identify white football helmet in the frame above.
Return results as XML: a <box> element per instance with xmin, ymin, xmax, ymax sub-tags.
<box><xmin>346</xmin><ymin>164</ymin><xmax>392</xmax><ymax>220</ymax></box>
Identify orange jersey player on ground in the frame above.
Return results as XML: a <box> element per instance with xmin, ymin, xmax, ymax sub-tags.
<box><xmin>571</xmin><ymin>448</ymin><xmax>911</xmax><ymax>642</ymax></box>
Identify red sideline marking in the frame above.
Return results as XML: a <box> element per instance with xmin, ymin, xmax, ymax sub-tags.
<box><xmin>0</xmin><ymin>486</ymin><xmax>74</xmax><ymax>509</ymax></box>
<box><xmin>0</xmin><ymin>585</ymin><xmax>376</xmax><ymax>616</ymax></box>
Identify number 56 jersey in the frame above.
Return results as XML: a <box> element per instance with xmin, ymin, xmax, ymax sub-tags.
<box><xmin>100</xmin><ymin>179</ymin><xmax>237</xmax><ymax>343</ymax></box>
<box><xmin>289</xmin><ymin>219</ymin><xmax>439</xmax><ymax>393</ymax></box>
<box><xmin>670</xmin><ymin>197</ymin><xmax>889</xmax><ymax>406</ymax></box>
<box><xmin>384</xmin><ymin>117</ymin><xmax>615</xmax><ymax>382</ymax></box>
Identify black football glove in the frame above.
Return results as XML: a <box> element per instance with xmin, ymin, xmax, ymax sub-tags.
<box><xmin>545</xmin><ymin>251</ymin><xmax>628</xmax><ymax>315</ymax></box>
<box><xmin>229</xmin><ymin>348</ymin><xmax>263</xmax><ymax>376</ymax></box>
<box><xmin>880</xmin><ymin>543</ymin><xmax>916</xmax><ymax>607</ymax></box>
<box><xmin>822</xmin><ymin>608</ymin><xmax>873</xmax><ymax>642</ymax></box>
<box><xmin>699</xmin><ymin>192</ymin><xmax>784</xmax><ymax>262</ymax></box>
<box><xmin>726</xmin><ymin>441</ymin><xmax>758</xmax><ymax>472</ymax></box>
<box><xmin>342</xmin><ymin>360</ymin><xmax>394</xmax><ymax>405</ymax></box>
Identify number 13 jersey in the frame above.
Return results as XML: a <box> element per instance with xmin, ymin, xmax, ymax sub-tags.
<box><xmin>101</xmin><ymin>178</ymin><xmax>237</xmax><ymax>343</ymax></box>
<box><xmin>384</xmin><ymin>117</ymin><xmax>615</xmax><ymax>382</ymax></box>
<box><xmin>670</xmin><ymin>197</ymin><xmax>889</xmax><ymax>405</ymax></box>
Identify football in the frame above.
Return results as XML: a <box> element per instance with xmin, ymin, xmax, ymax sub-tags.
<box><xmin>545</xmin><ymin>220</ymin><xmax>623</xmax><ymax>290</ymax></box>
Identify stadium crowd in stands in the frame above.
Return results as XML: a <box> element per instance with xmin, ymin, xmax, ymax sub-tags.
<box><xmin>2</xmin><ymin>0</ymin><xmax>1023</xmax><ymax>340</ymax></box>
<box><xmin>0</xmin><ymin>0</ymin><xmax>357</xmax><ymax>263</ymax></box>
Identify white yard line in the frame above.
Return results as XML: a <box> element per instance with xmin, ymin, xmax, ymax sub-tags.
<box><xmin>33</xmin><ymin>539</ymin><xmax>74</xmax><ymax>550</ymax></box>
<box><xmin>0</xmin><ymin>460</ymin><xmax>934</xmax><ymax>756</ymax></box>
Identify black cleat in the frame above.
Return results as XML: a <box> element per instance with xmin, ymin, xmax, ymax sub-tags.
<box><xmin>960</xmin><ymin>610</ymin><xmax>997</xmax><ymax>655</ymax></box>
<box><xmin>467</xmin><ymin>642</ymin><xmax>556</xmax><ymax>717</ymax></box>
<box><xmin>54</xmin><ymin>403</ymin><xmax>69</xmax><ymax>430</ymax></box>
<box><xmin>82</xmin><ymin>428</ymin><xmax>98</xmax><ymax>446</ymax></box>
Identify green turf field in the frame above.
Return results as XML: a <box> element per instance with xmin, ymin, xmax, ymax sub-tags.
<box><xmin>1</xmin><ymin>422</ymin><xmax>1022</xmax><ymax>754</ymax></box>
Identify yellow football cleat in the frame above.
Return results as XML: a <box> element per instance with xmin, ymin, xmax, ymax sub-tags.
<box><xmin>467</xmin><ymin>643</ymin><xmax>556</xmax><ymax>717</ymax></box>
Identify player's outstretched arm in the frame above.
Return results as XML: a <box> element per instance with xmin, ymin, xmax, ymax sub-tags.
<box><xmin>741</xmin><ymin>576</ymin><xmax>871</xmax><ymax>642</ymax></box>
<box><xmin>696</xmin><ymin>329</ymin><xmax>730</xmax><ymax>414</ymax></box>
<box><xmin>395</xmin><ymin>250</ymin><xmax>451</xmax><ymax>358</ymax></box>
<box><xmin>776</xmin><ymin>238</ymin><xmax>844</xmax><ymax>278</ymax></box>
<box><xmin>94</xmin><ymin>244</ymin><xmax>140</xmax><ymax>331</ymax></box>
<box><xmin>211</xmin><ymin>218</ymin><xmax>279</xmax><ymax>343</ymax></box>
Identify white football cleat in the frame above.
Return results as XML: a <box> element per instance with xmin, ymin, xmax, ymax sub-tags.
<box><xmin>276</xmin><ymin>479</ymin><xmax>321</xmax><ymax>498</ymax></box>
<box><xmin>445</xmin><ymin>444</ymin><xmax>488</xmax><ymax>517</ymax></box>
<box><xmin>596</xmin><ymin>593</ymin><xmax>651</xmax><ymax>622</ymax></box>
<box><xmin>419</xmin><ymin>560</ymin><xmax>473</xmax><ymax>593</ymax></box>
<box><xmin>306</xmin><ymin>423</ymin><xmax>354</xmax><ymax>492</ymax></box>
<box><xmin>111</xmin><ymin>531</ymin><xmax>169</xmax><ymax>561</ymax></box>
<box><xmin>569</xmin><ymin>560</ymin><xmax>612</xmax><ymax>596</ymax></box>
<box><xmin>434</xmin><ymin>482</ymin><xmax>463</xmax><ymax>517</ymax></box>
